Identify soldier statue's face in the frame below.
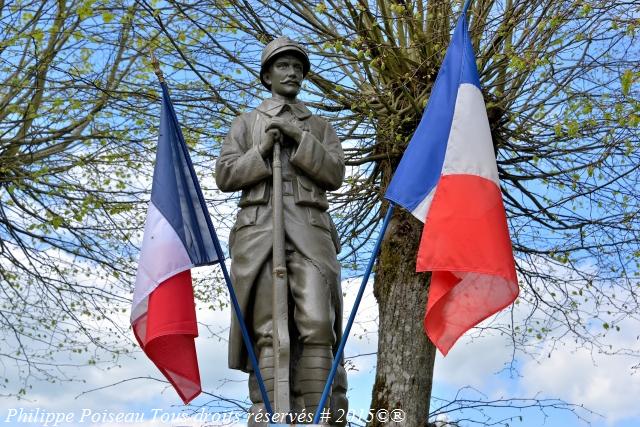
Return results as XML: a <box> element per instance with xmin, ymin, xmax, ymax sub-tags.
<box><xmin>264</xmin><ymin>54</ymin><xmax>304</xmax><ymax>101</ymax></box>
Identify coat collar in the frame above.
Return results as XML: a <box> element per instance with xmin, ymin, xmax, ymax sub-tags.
<box><xmin>256</xmin><ymin>98</ymin><xmax>312</xmax><ymax>120</ymax></box>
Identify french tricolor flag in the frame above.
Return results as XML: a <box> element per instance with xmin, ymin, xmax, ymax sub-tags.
<box><xmin>385</xmin><ymin>15</ymin><xmax>519</xmax><ymax>355</ymax></box>
<box><xmin>131</xmin><ymin>83</ymin><xmax>222</xmax><ymax>403</ymax></box>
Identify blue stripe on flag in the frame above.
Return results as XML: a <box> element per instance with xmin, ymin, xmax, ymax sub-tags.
<box><xmin>384</xmin><ymin>16</ymin><xmax>475</xmax><ymax>214</ymax></box>
<box><xmin>151</xmin><ymin>84</ymin><xmax>221</xmax><ymax>266</ymax></box>
<box><xmin>458</xmin><ymin>19</ymin><xmax>481</xmax><ymax>88</ymax></box>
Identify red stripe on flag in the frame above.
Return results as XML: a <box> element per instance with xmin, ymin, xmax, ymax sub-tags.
<box><xmin>132</xmin><ymin>270</ymin><xmax>201</xmax><ymax>403</ymax></box>
<box><xmin>417</xmin><ymin>174</ymin><xmax>518</xmax><ymax>354</ymax></box>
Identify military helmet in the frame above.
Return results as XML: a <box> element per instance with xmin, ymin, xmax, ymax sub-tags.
<box><xmin>260</xmin><ymin>37</ymin><xmax>310</xmax><ymax>89</ymax></box>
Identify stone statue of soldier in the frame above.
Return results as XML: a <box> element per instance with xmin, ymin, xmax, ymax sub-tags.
<box><xmin>215</xmin><ymin>37</ymin><xmax>348</xmax><ymax>423</ymax></box>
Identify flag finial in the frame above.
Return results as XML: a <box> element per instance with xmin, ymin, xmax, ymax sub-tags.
<box><xmin>150</xmin><ymin>51</ymin><xmax>165</xmax><ymax>83</ymax></box>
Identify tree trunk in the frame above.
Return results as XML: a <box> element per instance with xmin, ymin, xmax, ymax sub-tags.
<box><xmin>369</xmin><ymin>206</ymin><xmax>437</xmax><ymax>427</ymax></box>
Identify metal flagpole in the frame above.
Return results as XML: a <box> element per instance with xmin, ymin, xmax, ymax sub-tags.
<box><xmin>150</xmin><ymin>52</ymin><xmax>274</xmax><ymax>418</ymax></box>
<box><xmin>313</xmin><ymin>203</ymin><xmax>396</xmax><ymax>423</ymax></box>
<box><xmin>462</xmin><ymin>0</ymin><xmax>473</xmax><ymax>14</ymax></box>
<box><xmin>271</xmin><ymin>141</ymin><xmax>291</xmax><ymax>415</ymax></box>
<box><xmin>217</xmin><ymin>257</ymin><xmax>275</xmax><ymax>418</ymax></box>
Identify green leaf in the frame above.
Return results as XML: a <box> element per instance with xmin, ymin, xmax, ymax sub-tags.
<box><xmin>621</xmin><ymin>69</ymin><xmax>634</xmax><ymax>96</ymax></box>
<box><xmin>78</xmin><ymin>4</ymin><xmax>92</xmax><ymax>20</ymax></box>
<box><xmin>567</xmin><ymin>120</ymin><xmax>579</xmax><ymax>137</ymax></box>
<box><xmin>102</xmin><ymin>11</ymin><xmax>114</xmax><ymax>23</ymax></box>
<box><xmin>32</xmin><ymin>29</ymin><xmax>45</xmax><ymax>42</ymax></box>
<box><xmin>554</xmin><ymin>123</ymin><xmax>563</xmax><ymax>136</ymax></box>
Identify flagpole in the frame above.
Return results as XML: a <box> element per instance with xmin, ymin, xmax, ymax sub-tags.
<box><xmin>313</xmin><ymin>202</ymin><xmax>396</xmax><ymax>423</ymax></box>
<box><xmin>462</xmin><ymin>0</ymin><xmax>472</xmax><ymax>14</ymax></box>
<box><xmin>215</xmin><ymin>253</ymin><xmax>275</xmax><ymax>418</ymax></box>
<box><xmin>150</xmin><ymin>53</ymin><xmax>274</xmax><ymax>418</ymax></box>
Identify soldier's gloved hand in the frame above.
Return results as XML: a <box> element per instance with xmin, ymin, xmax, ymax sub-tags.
<box><xmin>259</xmin><ymin>128</ymin><xmax>282</xmax><ymax>158</ymax></box>
<box><xmin>266</xmin><ymin>118</ymin><xmax>303</xmax><ymax>145</ymax></box>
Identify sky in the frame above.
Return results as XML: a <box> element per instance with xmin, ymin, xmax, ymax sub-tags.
<box><xmin>2</xmin><ymin>33</ymin><xmax>638</xmax><ymax>425</ymax></box>
<box><xmin>1</xmin><ymin>271</ymin><xmax>639</xmax><ymax>427</ymax></box>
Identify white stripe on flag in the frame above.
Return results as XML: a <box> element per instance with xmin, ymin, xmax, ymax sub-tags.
<box><xmin>441</xmin><ymin>84</ymin><xmax>500</xmax><ymax>184</ymax></box>
<box><xmin>131</xmin><ymin>201</ymin><xmax>192</xmax><ymax>322</ymax></box>
<box><xmin>410</xmin><ymin>187</ymin><xmax>436</xmax><ymax>223</ymax></box>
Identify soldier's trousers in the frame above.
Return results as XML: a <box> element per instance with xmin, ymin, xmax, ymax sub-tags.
<box><xmin>247</xmin><ymin>248</ymin><xmax>347</xmax><ymax>424</ymax></box>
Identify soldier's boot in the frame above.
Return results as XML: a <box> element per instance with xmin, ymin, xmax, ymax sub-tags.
<box><xmin>330</xmin><ymin>362</ymin><xmax>348</xmax><ymax>426</ymax></box>
<box><xmin>295</xmin><ymin>344</ymin><xmax>333</xmax><ymax>422</ymax></box>
<box><xmin>248</xmin><ymin>347</ymin><xmax>275</xmax><ymax>427</ymax></box>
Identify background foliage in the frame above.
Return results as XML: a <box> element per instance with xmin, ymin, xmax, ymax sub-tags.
<box><xmin>1</xmin><ymin>0</ymin><xmax>639</xmax><ymax>424</ymax></box>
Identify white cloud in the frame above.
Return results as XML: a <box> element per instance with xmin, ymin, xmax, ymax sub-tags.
<box><xmin>341</xmin><ymin>278</ymin><xmax>378</xmax><ymax>377</ymax></box>
<box><xmin>520</xmin><ymin>347</ymin><xmax>640</xmax><ymax>422</ymax></box>
<box><xmin>435</xmin><ymin>327</ymin><xmax>514</xmax><ymax>390</ymax></box>
<box><xmin>433</xmin><ymin>298</ymin><xmax>640</xmax><ymax>426</ymax></box>
<box><xmin>0</xmin><ymin>282</ymin><xmax>247</xmax><ymax>423</ymax></box>
<box><xmin>519</xmin><ymin>315</ymin><xmax>640</xmax><ymax>424</ymax></box>
<box><xmin>0</xmin><ymin>274</ymin><xmax>379</xmax><ymax>427</ymax></box>
<box><xmin>5</xmin><ymin>252</ymin><xmax>640</xmax><ymax>427</ymax></box>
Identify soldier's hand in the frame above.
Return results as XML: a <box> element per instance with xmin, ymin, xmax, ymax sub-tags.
<box><xmin>259</xmin><ymin>128</ymin><xmax>282</xmax><ymax>158</ymax></box>
<box><xmin>266</xmin><ymin>119</ymin><xmax>303</xmax><ymax>145</ymax></box>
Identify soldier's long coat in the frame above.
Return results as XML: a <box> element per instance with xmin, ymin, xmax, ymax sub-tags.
<box><xmin>215</xmin><ymin>98</ymin><xmax>345</xmax><ymax>372</ymax></box>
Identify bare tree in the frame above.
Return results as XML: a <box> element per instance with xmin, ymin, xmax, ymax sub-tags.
<box><xmin>141</xmin><ymin>0</ymin><xmax>640</xmax><ymax>424</ymax></box>
<box><xmin>1</xmin><ymin>0</ymin><xmax>638</xmax><ymax>425</ymax></box>
<box><xmin>0</xmin><ymin>0</ymin><xmax>167</xmax><ymax>395</ymax></box>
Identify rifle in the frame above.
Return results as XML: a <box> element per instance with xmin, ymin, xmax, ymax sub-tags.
<box><xmin>271</xmin><ymin>140</ymin><xmax>291</xmax><ymax>415</ymax></box>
